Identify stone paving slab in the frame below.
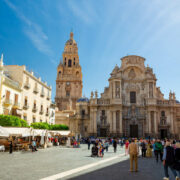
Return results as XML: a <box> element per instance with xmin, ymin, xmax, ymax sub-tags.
<box><xmin>69</xmin><ymin>156</ymin><xmax>177</xmax><ymax>180</ymax></box>
<box><xmin>0</xmin><ymin>145</ymin><xmax>125</xmax><ymax>180</ymax></box>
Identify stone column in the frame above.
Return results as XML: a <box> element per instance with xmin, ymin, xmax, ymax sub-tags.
<box><xmin>90</xmin><ymin>110</ymin><xmax>94</xmax><ymax>134</ymax></box>
<box><xmin>113</xmin><ymin>81</ymin><xmax>116</xmax><ymax>99</ymax></box>
<box><xmin>148</xmin><ymin>111</ymin><xmax>151</xmax><ymax>134</ymax></box>
<box><xmin>154</xmin><ymin>111</ymin><xmax>157</xmax><ymax>135</ymax></box>
<box><xmin>110</xmin><ymin>111</ymin><xmax>113</xmax><ymax>133</ymax></box>
<box><xmin>170</xmin><ymin>110</ymin><xmax>174</xmax><ymax>135</ymax></box>
<box><xmin>93</xmin><ymin>110</ymin><xmax>97</xmax><ymax>135</ymax></box>
<box><xmin>120</xmin><ymin>110</ymin><xmax>123</xmax><ymax>134</ymax></box>
<box><xmin>113</xmin><ymin>111</ymin><xmax>116</xmax><ymax>133</ymax></box>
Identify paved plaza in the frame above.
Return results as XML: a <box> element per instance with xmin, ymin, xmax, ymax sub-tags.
<box><xmin>0</xmin><ymin>144</ymin><xmax>175</xmax><ymax>180</ymax></box>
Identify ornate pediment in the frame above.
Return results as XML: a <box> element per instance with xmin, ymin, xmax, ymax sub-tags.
<box><xmin>125</xmin><ymin>83</ymin><xmax>140</xmax><ymax>93</ymax></box>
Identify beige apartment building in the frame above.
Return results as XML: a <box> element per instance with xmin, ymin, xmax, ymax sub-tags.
<box><xmin>5</xmin><ymin>65</ymin><xmax>52</xmax><ymax>125</ymax></box>
<box><xmin>0</xmin><ymin>55</ymin><xmax>22</xmax><ymax>116</ymax></box>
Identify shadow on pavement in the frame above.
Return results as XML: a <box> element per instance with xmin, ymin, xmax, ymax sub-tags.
<box><xmin>68</xmin><ymin>156</ymin><xmax>174</xmax><ymax>180</ymax></box>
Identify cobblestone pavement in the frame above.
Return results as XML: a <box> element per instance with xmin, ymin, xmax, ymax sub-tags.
<box><xmin>0</xmin><ymin>145</ymin><xmax>126</xmax><ymax>180</ymax></box>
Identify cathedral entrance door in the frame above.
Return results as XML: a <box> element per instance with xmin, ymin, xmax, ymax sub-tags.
<box><xmin>160</xmin><ymin>129</ymin><xmax>167</xmax><ymax>139</ymax></box>
<box><xmin>100</xmin><ymin>128</ymin><xmax>107</xmax><ymax>137</ymax></box>
<box><xmin>130</xmin><ymin>125</ymin><xmax>138</xmax><ymax>138</ymax></box>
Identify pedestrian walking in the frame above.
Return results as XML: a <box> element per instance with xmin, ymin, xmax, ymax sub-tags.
<box><xmin>155</xmin><ymin>139</ymin><xmax>163</xmax><ymax>162</ymax></box>
<box><xmin>141</xmin><ymin>140</ymin><xmax>147</xmax><ymax>158</ymax></box>
<box><xmin>128</xmin><ymin>139</ymin><xmax>139</xmax><ymax>172</ymax></box>
<box><xmin>9</xmin><ymin>141</ymin><xmax>13</xmax><ymax>154</ymax></box>
<box><xmin>125</xmin><ymin>140</ymin><xmax>129</xmax><ymax>156</ymax></box>
<box><xmin>163</xmin><ymin>141</ymin><xmax>179</xmax><ymax>180</ymax></box>
<box><xmin>87</xmin><ymin>138</ymin><xmax>91</xmax><ymax>150</ymax></box>
<box><xmin>173</xmin><ymin>142</ymin><xmax>180</xmax><ymax>178</ymax></box>
<box><xmin>104</xmin><ymin>140</ymin><xmax>109</xmax><ymax>152</ymax></box>
<box><xmin>113</xmin><ymin>138</ymin><xmax>117</xmax><ymax>153</ymax></box>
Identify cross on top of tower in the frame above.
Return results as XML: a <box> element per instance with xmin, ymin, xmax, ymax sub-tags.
<box><xmin>70</xmin><ymin>31</ymin><xmax>73</xmax><ymax>40</ymax></box>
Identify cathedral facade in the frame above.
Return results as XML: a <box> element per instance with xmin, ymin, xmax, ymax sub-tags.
<box><xmin>87</xmin><ymin>55</ymin><xmax>180</xmax><ymax>139</ymax></box>
<box><xmin>55</xmin><ymin>33</ymin><xmax>180</xmax><ymax>139</ymax></box>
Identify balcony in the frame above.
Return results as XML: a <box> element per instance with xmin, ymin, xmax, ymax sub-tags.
<box><xmin>39</xmin><ymin>109</ymin><xmax>44</xmax><ymax>115</ymax></box>
<box><xmin>3</xmin><ymin>99</ymin><xmax>12</xmax><ymax>106</ymax></box>
<box><xmin>13</xmin><ymin>102</ymin><xmax>20</xmax><ymax>109</ymax></box>
<box><xmin>32</xmin><ymin>107</ymin><xmax>38</xmax><ymax>113</ymax></box>
<box><xmin>40</xmin><ymin>91</ymin><xmax>45</xmax><ymax>97</ymax></box>
<box><xmin>47</xmin><ymin>95</ymin><xmax>51</xmax><ymax>101</ymax></box>
<box><xmin>24</xmin><ymin>82</ymin><xmax>31</xmax><ymax>89</ymax></box>
<box><xmin>97</xmin><ymin>99</ymin><xmax>110</xmax><ymax>105</ymax></box>
<box><xmin>46</xmin><ymin>112</ymin><xmax>49</xmax><ymax>116</ymax></box>
<box><xmin>157</xmin><ymin>100</ymin><xmax>171</xmax><ymax>106</ymax></box>
<box><xmin>33</xmin><ymin>87</ymin><xmax>39</xmax><ymax>94</ymax></box>
<box><xmin>23</xmin><ymin>103</ymin><xmax>29</xmax><ymax>110</ymax></box>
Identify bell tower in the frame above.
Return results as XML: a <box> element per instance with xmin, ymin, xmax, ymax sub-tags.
<box><xmin>55</xmin><ymin>32</ymin><xmax>83</xmax><ymax>111</ymax></box>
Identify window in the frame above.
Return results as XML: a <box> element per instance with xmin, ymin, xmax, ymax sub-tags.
<box><xmin>68</xmin><ymin>59</ymin><xmax>72</xmax><ymax>67</ymax></box>
<box><xmin>58</xmin><ymin>71</ymin><xmax>61</xmax><ymax>78</ymax></box>
<box><xmin>130</xmin><ymin>91</ymin><xmax>136</xmax><ymax>103</ymax></box>
<box><xmin>5</xmin><ymin>90</ymin><xmax>10</xmax><ymax>100</ymax></box>
<box><xmin>102</xmin><ymin>110</ymin><xmax>105</xmax><ymax>116</ymax></box>
<box><xmin>81</xmin><ymin>110</ymin><xmax>85</xmax><ymax>116</ymax></box>
<box><xmin>33</xmin><ymin>117</ymin><xmax>36</xmax><ymax>123</ymax></box>
<box><xmin>161</xmin><ymin>111</ymin><xmax>165</xmax><ymax>117</ymax></box>
<box><xmin>14</xmin><ymin>94</ymin><xmax>18</xmax><ymax>104</ymax></box>
<box><xmin>76</xmin><ymin>71</ymin><xmax>79</xmax><ymax>76</ymax></box>
<box><xmin>26</xmin><ymin>76</ymin><xmax>29</xmax><ymax>83</ymax></box>
<box><xmin>23</xmin><ymin>115</ymin><xmax>27</xmax><ymax>121</ymax></box>
<box><xmin>24</xmin><ymin>96</ymin><xmax>28</xmax><ymax>105</ymax></box>
<box><xmin>33</xmin><ymin>100</ymin><xmax>36</xmax><ymax>108</ymax></box>
<box><xmin>66</xmin><ymin>91</ymin><xmax>70</xmax><ymax>97</ymax></box>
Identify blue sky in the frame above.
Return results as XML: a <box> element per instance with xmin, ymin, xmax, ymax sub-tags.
<box><xmin>1</xmin><ymin>0</ymin><xmax>180</xmax><ymax>101</ymax></box>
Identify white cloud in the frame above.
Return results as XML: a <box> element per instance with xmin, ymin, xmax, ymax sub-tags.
<box><xmin>4</xmin><ymin>0</ymin><xmax>54</xmax><ymax>62</ymax></box>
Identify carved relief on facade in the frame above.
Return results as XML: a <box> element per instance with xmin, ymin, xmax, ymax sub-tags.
<box><xmin>128</xmin><ymin>68</ymin><xmax>136</xmax><ymax>79</ymax></box>
<box><xmin>125</xmin><ymin>83</ymin><xmax>140</xmax><ymax>93</ymax></box>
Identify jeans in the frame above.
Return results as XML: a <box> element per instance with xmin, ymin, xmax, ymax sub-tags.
<box><xmin>164</xmin><ymin>164</ymin><xmax>177</xmax><ymax>178</ymax></box>
<box><xmin>155</xmin><ymin>150</ymin><xmax>162</xmax><ymax>162</ymax></box>
<box><xmin>142</xmin><ymin>149</ymin><xmax>146</xmax><ymax>157</ymax></box>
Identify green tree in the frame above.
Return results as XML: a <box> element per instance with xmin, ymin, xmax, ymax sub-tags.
<box><xmin>0</xmin><ymin>115</ymin><xmax>28</xmax><ymax>127</ymax></box>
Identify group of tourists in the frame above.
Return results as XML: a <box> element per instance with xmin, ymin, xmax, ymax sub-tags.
<box><xmin>124</xmin><ymin>138</ymin><xmax>180</xmax><ymax>180</ymax></box>
<box><xmin>87</xmin><ymin>137</ymin><xmax>180</xmax><ymax>179</ymax></box>
<box><xmin>89</xmin><ymin>138</ymin><xmax>119</xmax><ymax>157</ymax></box>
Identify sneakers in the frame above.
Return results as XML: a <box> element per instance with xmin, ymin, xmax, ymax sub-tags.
<box><xmin>163</xmin><ymin>177</ymin><xmax>169</xmax><ymax>180</ymax></box>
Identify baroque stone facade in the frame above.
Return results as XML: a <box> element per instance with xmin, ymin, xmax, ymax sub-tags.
<box><xmin>54</xmin><ymin>34</ymin><xmax>180</xmax><ymax>139</ymax></box>
<box><xmin>67</xmin><ymin>55</ymin><xmax>180</xmax><ymax>139</ymax></box>
<box><xmin>87</xmin><ymin>55</ymin><xmax>180</xmax><ymax>139</ymax></box>
<box><xmin>55</xmin><ymin>32</ymin><xmax>83</xmax><ymax>111</ymax></box>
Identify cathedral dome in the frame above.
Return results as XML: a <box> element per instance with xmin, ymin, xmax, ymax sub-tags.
<box><xmin>77</xmin><ymin>97</ymin><xmax>89</xmax><ymax>103</ymax></box>
<box><xmin>65</xmin><ymin>32</ymin><xmax>77</xmax><ymax>45</ymax></box>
